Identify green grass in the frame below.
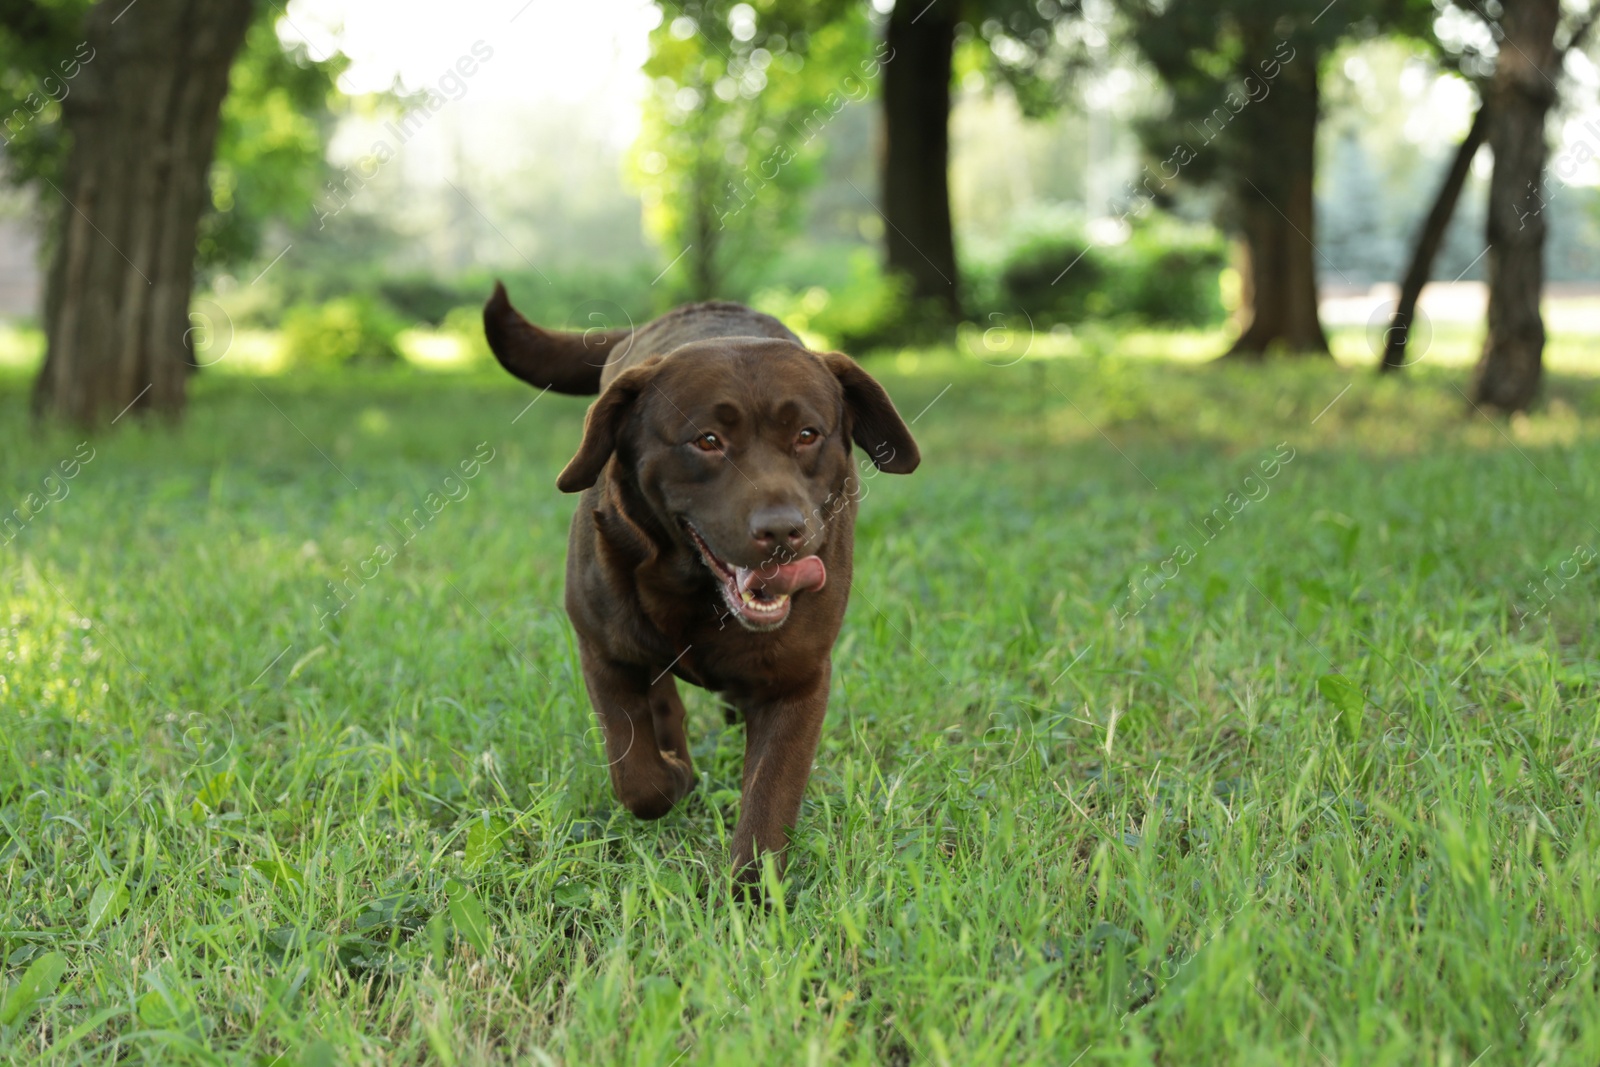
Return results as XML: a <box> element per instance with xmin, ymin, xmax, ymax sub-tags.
<box><xmin>2</xmin><ymin>340</ymin><xmax>1599</xmax><ymax>1065</ymax></box>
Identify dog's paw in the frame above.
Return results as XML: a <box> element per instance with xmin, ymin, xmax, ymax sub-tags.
<box><xmin>659</xmin><ymin>750</ymin><xmax>697</xmax><ymax>802</ymax></box>
<box><xmin>617</xmin><ymin>749</ymin><xmax>697</xmax><ymax>820</ymax></box>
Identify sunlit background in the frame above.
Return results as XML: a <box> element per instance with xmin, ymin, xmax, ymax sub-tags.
<box><xmin>2</xmin><ymin>0</ymin><xmax>1600</xmax><ymax>371</ymax></box>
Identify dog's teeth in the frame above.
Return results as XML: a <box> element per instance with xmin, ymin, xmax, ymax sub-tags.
<box><xmin>726</xmin><ymin>586</ymin><xmax>791</xmax><ymax>619</ymax></box>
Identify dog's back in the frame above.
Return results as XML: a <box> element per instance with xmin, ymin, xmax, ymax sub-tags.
<box><xmin>483</xmin><ymin>284</ymin><xmax>797</xmax><ymax>394</ymax></box>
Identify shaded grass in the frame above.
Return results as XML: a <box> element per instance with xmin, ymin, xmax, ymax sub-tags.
<box><xmin>1</xmin><ymin>343</ymin><xmax>1598</xmax><ymax>1064</ymax></box>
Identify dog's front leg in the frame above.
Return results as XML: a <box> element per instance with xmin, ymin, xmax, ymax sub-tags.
<box><xmin>578</xmin><ymin>640</ymin><xmax>696</xmax><ymax>820</ymax></box>
<box><xmin>730</xmin><ymin>661</ymin><xmax>831</xmax><ymax>884</ymax></box>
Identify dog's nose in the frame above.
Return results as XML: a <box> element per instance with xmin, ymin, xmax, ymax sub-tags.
<box><xmin>748</xmin><ymin>505</ymin><xmax>807</xmax><ymax>551</ymax></box>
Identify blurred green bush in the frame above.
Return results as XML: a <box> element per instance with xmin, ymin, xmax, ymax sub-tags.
<box><xmin>210</xmin><ymin>208</ymin><xmax>1227</xmax><ymax>364</ymax></box>
<box><xmin>974</xmin><ymin>213</ymin><xmax>1228</xmax><ymax>329</ymax></box>
<box><xmin>752</xmin><ymin>249</ymin><xmax>910</xmax><ymax>353</ymax></box>
<box><xmin>280</xmin><ymin>295</ymin><xmax>404</xmax><ymax>369</ymax></box>
<box><xmin>439</xmin><ymin>305</ymin><xmax>492</xmax><ymax>364</ymax></box>
<box><xmin>376</xmin><ymin>276</ymin><xmax>467</xmax><ymax>326</ymax></box>
<box><xmin>1116</xmin><ymin>222</ymin><xmax>1230</xmax><ymax>325</ymax></box>
<box><xmin>265</xmin><ymin>263</ymin><xmax>662</xmax><ymax>336</ymax></box>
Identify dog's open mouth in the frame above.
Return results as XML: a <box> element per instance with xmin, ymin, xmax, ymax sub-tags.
<box><xmin>682</xmin><ymin>522</ymin><xmax>826</xmax><ymax>630</ymax></box>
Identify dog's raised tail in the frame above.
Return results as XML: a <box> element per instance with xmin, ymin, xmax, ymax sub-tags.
<box><xmin>483</xmin><ymin>281</ymin><xmax>629</xmax><ymax>396</ymax></box>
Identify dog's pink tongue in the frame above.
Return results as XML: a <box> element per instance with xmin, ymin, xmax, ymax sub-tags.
<box><xmin>737</xmin><ymin>556</ymin><xmax>827</xmax><ymax>596</ymax></box>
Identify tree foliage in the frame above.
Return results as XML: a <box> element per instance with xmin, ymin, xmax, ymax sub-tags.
<box><xmin>960</xmin><ymin>0</ymin><xmax>1099</xmax><ymax>118</ymax></box>
<box><xmin>0</xmin><ymin>0</ymin><xmax>86</xmax><ymax>189</ymax></box>
<box><xmin>1</xmin><ymin>0</ymin><xmax>343</xmax><ymax>277</ymax></box>
<box><xmin>633</xmin><ymin>0</ymin><xmax>877</xmax><ymax>299</ymax></box>
<box><xmin>1114</xmin><ymin>0</ymin><xmax>1433</xmax><ymax>182</ymax></box>
<box><xmin>198</xmin><ymin>10</ymin><xmax>347</xmax><ymax>275</ymax></box>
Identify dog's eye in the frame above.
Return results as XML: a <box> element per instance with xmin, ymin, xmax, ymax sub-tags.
<box><xmin>693</xmin><ymin>432</ymin><xmax>723</xmax><ymax>452</ymax></box>
<box><xmin>796</xmin><ymin>428</ymin><xmax>820</xmax><ymax>447</ymax></box>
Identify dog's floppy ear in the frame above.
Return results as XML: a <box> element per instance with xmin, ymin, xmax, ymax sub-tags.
<box><xmin>817</xmin><ymin>351</ymin><xmax>920</xmax><ymax>474</ymax></box>
<box><xmin>556</xmin><ymin>360</ymin><xmax>662</xmax><ymax>493</ymax></box>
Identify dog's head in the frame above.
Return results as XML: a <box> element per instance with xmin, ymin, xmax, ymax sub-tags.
<box><xmin>557</xmin><ymin>339</ymin><xmax>919</xmax><ymax>630</ymax></box>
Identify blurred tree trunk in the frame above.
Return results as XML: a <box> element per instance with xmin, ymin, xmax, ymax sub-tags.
<box><xmin>32</xmin><ymin>0</ymin><xmax>255</xmax><ymax>427</ymax></box>
<box><xmin>881</xmin><ymin>0</ymin><xmax>960</xmax><ymax>324</ymax></box>
<box><xmin>1227</xmin><ymin>65</ymin><xmax>1327</xmax><ymax>357</ymax></box>
<box><xmin>1471</xmin><ymin>0</ymin><xmax>1562</xmax><ymax>411</ymax></box>
<box><xmin>689</xmin><ymin>153</ymin><xmax>720</xmax><ymax>301</ymax></box>
<box><xmin>1382</xmin><ymin>99</ymin><xmax>1490</xmax><ymax>372</ymax></box>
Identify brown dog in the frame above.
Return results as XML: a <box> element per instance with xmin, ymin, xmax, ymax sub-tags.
<box><xmin>483</xmin><ymin>284</ymin><xmax>919</xmax><ymax>882</ymax></box>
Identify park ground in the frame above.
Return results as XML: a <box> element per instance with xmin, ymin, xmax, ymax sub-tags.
<box><xmin>1</xmin><ymin>315</ymin><xmax>1598</xmax><ymax>1064</ymax></box>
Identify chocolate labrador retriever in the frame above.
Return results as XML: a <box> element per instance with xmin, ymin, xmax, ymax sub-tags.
<box><xmin>483</xmin><ymin>283</ymin><xmax>919</xmax><ymax>883</ymax></box>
